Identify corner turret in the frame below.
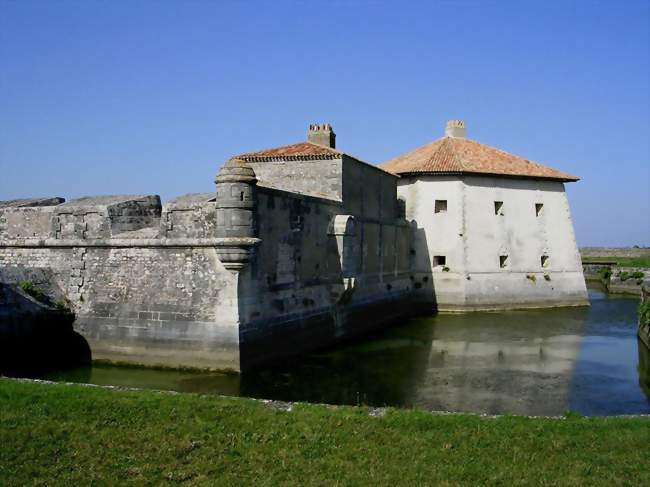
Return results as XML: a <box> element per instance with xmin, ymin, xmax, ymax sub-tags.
<box><xmin>214</xmin><ymin>158</ymin><xmax>260</xmax><ymax>272</ymax></box>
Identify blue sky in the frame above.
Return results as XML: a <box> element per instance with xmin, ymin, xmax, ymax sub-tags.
<box><xmin>1</xmin><ymin>0</ymin><xmax>648</xmax><ymax>246</ymax></box>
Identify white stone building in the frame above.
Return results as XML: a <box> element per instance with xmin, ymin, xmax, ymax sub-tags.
<box><xmin>381</xmin><ymin>120</ymin><xmax>588</xmax><ymax>311</ymax></box>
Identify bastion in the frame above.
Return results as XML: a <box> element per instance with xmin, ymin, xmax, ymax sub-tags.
<box><xmin>0</xmin><ymin>124</ymin><xmax>412</xmax><ymax>372</ymax></box>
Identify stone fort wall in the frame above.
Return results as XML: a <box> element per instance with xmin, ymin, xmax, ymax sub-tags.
<box><xmin>0</xmin><ymin>155</ymin><xmax>414</xmax><ymax>371</ymax></box>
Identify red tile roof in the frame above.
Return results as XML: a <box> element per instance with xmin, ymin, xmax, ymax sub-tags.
<box><xmin>235</xmin><ymin>142</ymin><xmax>342</xmax><ymax>161</ymax></box>
<box><xmin>381</xmin><ymin>136</ymin><xmax>579</xmax><ymax>182</ymax></box>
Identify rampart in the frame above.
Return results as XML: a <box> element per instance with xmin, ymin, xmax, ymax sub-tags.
<box><xmin>0</xmin><ymin>154</ymin><xmax>413</xmax><ymax>372</ymax></box>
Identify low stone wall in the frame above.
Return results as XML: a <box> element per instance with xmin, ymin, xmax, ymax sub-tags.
<box><xmin>582</xmin><ymin>263</ymin><xmax>610</xmax><ymax>281</ymax></box>
<box><xmin>580</xmin><ymin>247</ymin><xmax>650</xmax><ymax>258</ymax></box>
<box><xmin>607</xmin><ymin>267</ymin><xmax>648</xmax><ymax>296</ymax></box>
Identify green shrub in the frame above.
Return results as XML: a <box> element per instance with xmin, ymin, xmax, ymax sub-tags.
<box><xmin>544</xmin><ymin>274</ymin><xmax>551</xmax><ymax>281</ymax></box>
<box><xmin>598</xmin><ymin>267</ymin><xmax>612</xmax><ymax>281</ymax></box>
<box><xmin>526</xmin><ymin>274</ymin><xmax>536</xmax><ymax>282</ymax></box>
<box><xmin>631</xmin><ymin>271</ymin><xmax>645</xmax><ymax>279</ymax></box>
<box><xmin>640</xmin><ymin>300</ymin><xmax>650</xmax><ymax>326</ymax></box>
<box><xmin>19</xmin><ymin>280</ymin><xmax>46</xmax><ymax>302</ymax></box>
<box><xmin>442</xmin><ymin>266</ymin><xmax>450</xmax><ymax>272</ymax></box>
<box><xmin>620</xmin><ymin>272</ymin><xmax>630</xmax><ymax>282</ymax></box>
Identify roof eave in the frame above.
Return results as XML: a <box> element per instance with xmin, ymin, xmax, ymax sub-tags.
<box><xmin>391</xmin><ymin>170</ymin><xmax>579</xmax><ymax>183</ymax></box>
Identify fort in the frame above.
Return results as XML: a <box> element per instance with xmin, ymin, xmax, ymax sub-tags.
<box><xmin>0</xmin><ymin>121</ymin><xmax>588</xmax><ymax>372</ymax></box>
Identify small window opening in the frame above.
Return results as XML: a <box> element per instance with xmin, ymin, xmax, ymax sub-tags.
<box><xmin>240</xmin><ymin>191</ymin><xmax>245</xmax><ymax>202</ymax></box>
<box><xmin>494</xmin><ymin>201</ymin><xmax>504</xmax><ymax>215</ymax></box>
<box><xmin>435</xmin><ymin>200</ymin><xmax>447</xmax><ymax>213</ymax></box>
<box><xmin>499</xmin><ymin>255</ymin><xmax>509</xmax><ymax>268</ymax></box>
<box><xmin>433</xmin><ymin>255</ymin><xmax>446</xmax><ymax>266</ymax></box>
<box><xmin>541</xmin><ymin>255</ymin><xmax>549</xmax><ymax>268</ymax></box>
<box><xmin>535</xmin><ymin>203</ymin><xmax>544</xmax><ymax>217</ymax></box>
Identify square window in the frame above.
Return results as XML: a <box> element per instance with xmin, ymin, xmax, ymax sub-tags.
<box><xmin>535</xmin><ymin>203</ymin><xmax>544</xmax><ymax>217</ymax></box>
<box><xmin>499</xmin><ymin>255</ymin><xmax>508</xmax><ymax>268</ymax></box>
<box><xmin>435</xmin><ymin>200</ymin><xmax>447</xmax><ymax>213</ymax></box>
<box><xmin>494</xmin><ymin>201</ymin><xmax>504</xmax><ymax>215</ymax></box>
<box><xmin>433</xmin><ymin>255</ymin><xmax>446</xmax><ymax>266</ymax></box>
<box><xmin>541</xmin><ymin>255</ymin><xmax>549</xmax><ymax>268</ymax></box>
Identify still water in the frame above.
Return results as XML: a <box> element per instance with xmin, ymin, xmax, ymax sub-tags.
<box><xmin>38</xmin><ymin>284</ymin><xmax>650</xmax><ymax>416</ymax></box>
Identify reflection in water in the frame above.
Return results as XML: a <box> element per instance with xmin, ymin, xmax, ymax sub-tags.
<box><xmin>36</xmin><ymin>284</ymin><xmax>650</xmax><ymax>416</ymax></box>
<box><xmin>410</xmin><ymin>307</ymin><xmax>589</xmax><ymax>416</ymax></box>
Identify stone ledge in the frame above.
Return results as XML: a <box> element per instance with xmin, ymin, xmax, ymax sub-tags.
<box><xmin>0</xmin><ymin>237</ymin><xmax>261</xmax><ymax>249</ymax></box>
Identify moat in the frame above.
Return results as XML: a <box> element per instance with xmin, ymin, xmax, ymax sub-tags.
<box><xmin>18</xmin><ymin>284</ymin><xmax>650</xmax><ymax>416</ymax></box>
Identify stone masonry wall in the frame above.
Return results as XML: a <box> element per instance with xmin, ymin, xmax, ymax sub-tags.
<box><xmin>160</xmin><ymin>193</ymin><xmax>217</xmax><ymax>239</ymax></box>
<box><xmin>0</xmin><ymin>158</ymin><xmax>413</xmax><ymax>372</ymax></box>
<box><xmin>238</xmin><ymin>183</ymin><xmax>412</xmax><ymax>368</ymax></box>
<box><xmin>0</xmin><ymin>243</ymin><xmax>240</xmax><ymax>370</ymax></box>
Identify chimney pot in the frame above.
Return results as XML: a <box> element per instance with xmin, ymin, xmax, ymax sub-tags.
<box><xmin>308</xmin><ymin>123</ymin><xmax>336</xmax><ymax>148</ymax></box>
<box><xmin>445</xmin><ymin>120</ymin><xmax>466</xmax><ymax>138</ymax></box>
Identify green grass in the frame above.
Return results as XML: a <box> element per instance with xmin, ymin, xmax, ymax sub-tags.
<box><xmin>582</xmin><ymin>256</ymin><xmax>650</xmax><ymax>268</ymax></box>
<box><xmin>1</xmin><ymin>379</ymin><xmax>649</xmax><ymax>485</ymax></box>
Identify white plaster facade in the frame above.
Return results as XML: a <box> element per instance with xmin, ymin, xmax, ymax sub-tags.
<box><xmin>398</xmin><ymin>174</ymin><xmax>588</xmax><ymax>311</ymax></box>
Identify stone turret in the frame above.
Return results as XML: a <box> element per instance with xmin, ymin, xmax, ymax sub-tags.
<box><xmin>214</xmin><ymin>158</ymin><xmax>260</xmax><ymax>272</ymax></box>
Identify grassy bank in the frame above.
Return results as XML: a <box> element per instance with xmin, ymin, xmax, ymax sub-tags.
<box><xmin>1</xmin><ymin>379</ymin><xmax>648</xmax><ymax>486</ymax></box>
<box><xmin>582</xmin><ymin>256</ymin><xmax>650</xmax><ymax>268</ymax></box>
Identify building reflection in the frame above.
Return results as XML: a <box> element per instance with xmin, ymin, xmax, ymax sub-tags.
<box><xmin>411</xmin><ymin>306</ymin><xmax>589</xmax><ymax>416</ymax></box>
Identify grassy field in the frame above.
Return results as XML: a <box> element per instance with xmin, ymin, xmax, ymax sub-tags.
<box><xmin>1</xmin><ymin>379</ymin><xmax>649</xmax><ymax>486</ymax></box>
<box><xmin>581</xmin><ymin>256</ymin><xmax>650</xmax><ymax>268</ymax></box>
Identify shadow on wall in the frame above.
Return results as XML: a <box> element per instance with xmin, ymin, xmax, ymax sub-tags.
<box><xmin>237</xmin><ymin>198</ymin><xmax>434</xmax><ymax>372</ymax></box>
<box><xmin>0</xmin><ymin>281</ymin><xmax>91</xmax><ymax>376</ymax></box>
<box><xmin>639</xmin><ymin>339</ymin><xmax>650</xmax><ymax>402</ymax></box>
<box><xmin>237</xmin><ymin>200</ymin><xmax>348</xmax><ymax>371</ymax></box>
<box><xmin>411</xmin><ymin>225</ymin><xmax>437</xmax><ymax>314</ymax></box>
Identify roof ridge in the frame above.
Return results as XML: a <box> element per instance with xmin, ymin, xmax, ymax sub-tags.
<box><xmin>236</xmin><ymin>141</ymin><xmax>342</xmax><ymax>158</ymax></box>
<box><xmin>445</xmin><ymin>137</ymin><xmax>466</xmax><ymax>172</ymax></box>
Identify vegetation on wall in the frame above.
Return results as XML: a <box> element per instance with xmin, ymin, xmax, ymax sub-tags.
<box><xmin>640</xmin><ymin>300</ymin><xmax>650</xmax><ymax>327</ymax></box>
<box><xmin>598</xmin><ymin>267</ymin><xmax>612</xmax><ymax>282</ymax></box>
<box><xmin>17</xmin><ymin>280</ymin><xmax>72</xmax><ymax>313</ymax></box>
<box><xmin>619</xmin><ymin>271</ymin><xmax>644</xmax><ymax>282</ymax></box>
<box><xmin>18</xmin><ymin>281</ymin><xmax>46</xmax><ymax>302</ymax></box>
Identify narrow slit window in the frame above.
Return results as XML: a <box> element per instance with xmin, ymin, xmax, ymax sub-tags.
<box><xmin>433</xmin><ymin>255</ymin><xmax>446</xmax><ymax>267</ymax></box>
<box><xmin>494</xmin><ymin>201</ymin><xmax>504</xmax><ymax>215</ymax></box>
<box><xmin>541</xmin><ymin>255</ymin><xmax>549</xmax><ymax>268</ymax></box>
<box><xmin>499</xmin><ymin>255</ymin><xmax>508</xmax><ymax>268</ymax></box>
<box><xmin>434</xmin><ymin>199</ymin><xmax>447</xmax><ymax>213</ymax></box>
<box><xmin>240</xmin><ymin>191</ymin><xmax>245</xmax><ymax>202</ymax></box>
<box><xmin>535</xmin><ymin>203</ymin><xmax>544</xmax><ymax>217</ymax></box>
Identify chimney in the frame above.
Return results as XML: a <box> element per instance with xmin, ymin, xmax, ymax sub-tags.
<box><xmin>445</xmin><ymin>120</ymin><xmax>466</xmax><ymax>138</ymax></box>
<box><xmin>308</xmin><ymin>123</ymin><xmax>336</xmax><ymax>148</ymax></box>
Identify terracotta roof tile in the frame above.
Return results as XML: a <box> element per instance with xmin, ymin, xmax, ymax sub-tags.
<box><xmin>233</xmin><ymin>140</ymin><xmax>397</xmax><ymax>177</ymax></box>
<box><xmin>381</xmin><ymin>136</ymin><xmax>579</xmax><ymax>182</ymax></box>
<box><xmin>235</xmin><ymin>142</ymin><xmax>342</xmax><ymax>161</ymax></box>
